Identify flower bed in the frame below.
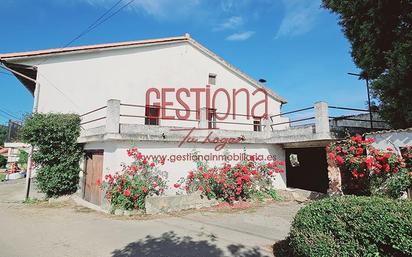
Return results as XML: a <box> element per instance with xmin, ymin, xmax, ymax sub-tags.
<box><xmin>176</xmin><ymin>157</ymin><xmax>285</xmax><ymax>203</ymax></box>
<box><xmin>99</xmin><ymin>147</ymin><xmax>168</xmax><ymax>211</ymax></box>
<box><xmin>327</xmin><ymin>135</ymin><xmax>411</xmax><ymax>198</ymax></box>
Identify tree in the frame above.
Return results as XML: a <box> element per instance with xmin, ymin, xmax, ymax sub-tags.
<box><xmin>322</xmin><ymin>0</ymin><xmax>412</xmax><ymax>128</ymax></box>
<box><xmin>0</xmin><ymin>125</ymin><xmax>7</xmax><ymax>146</ymax></box>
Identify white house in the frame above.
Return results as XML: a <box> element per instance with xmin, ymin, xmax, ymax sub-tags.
<box><xmin>1</xmin><ymin>34</ymin><xmax>335</xmax><ymax>206</ymax></box>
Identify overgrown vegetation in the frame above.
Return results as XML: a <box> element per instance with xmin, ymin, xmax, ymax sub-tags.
<box><xmin>20</xmin><ymin>113</ymin><xmax>82</xmax><ymax>198</ymax></box>
<box><xmin>288</xmin><ymin>196</ymin><xmax>412</xmax><ymax>257</ymax></box>
<box><xmin>0</xmin><ymin>125</ymin><xmax>7</xmax><ymax>146</ymax></box>
<box><xmin>322</xmin><ymin>0</ymin><xmax>412</xmax><ymax>128</ymax></box>
<box><xmin>0</xmin><ymin>155</ymin><xmax>6</xmax><ymax>169</ymax></box>
<box><xmin>17</xmin><ymin>150</ymin><xmax>28</xmax><ymax>170</ymax></box>
<box><xmin>328</xmin><ymin>135</ymin><xmax>411</xmax><ymax>198</ymax></box>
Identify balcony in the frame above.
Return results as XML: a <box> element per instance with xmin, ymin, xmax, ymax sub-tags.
<box><xmin>78</xmin><ymin>99</ymin><xmax>388</xmax><ymax>146</ymax></box>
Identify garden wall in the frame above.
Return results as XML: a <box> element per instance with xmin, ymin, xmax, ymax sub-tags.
<box><xmin>366</xmin><ymin>129</ymin><xmax>412</xmax><ymax>153</ymax></box>
<box><xmin>83</xmin><ymin>141</ymin><xmax>286</xmax><ymax>195</ymax></box>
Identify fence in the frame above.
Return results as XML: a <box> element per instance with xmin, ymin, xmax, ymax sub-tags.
<box><xmin>80</xmin><ymin>100</ymin><xmax>389</xmax><ymax>134</ymax></box>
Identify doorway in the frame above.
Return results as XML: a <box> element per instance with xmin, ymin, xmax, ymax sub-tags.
<box><xmin>285</xmin><ymin>147</ymin><xmax>328</xmax><ymax>193</ymax></box>
<box><xmin>84</xmin><ymin>150</ymin><xmax>104</xmax><ymax>206</ymax></box>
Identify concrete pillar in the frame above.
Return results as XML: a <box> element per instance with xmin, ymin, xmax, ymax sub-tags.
<box><xmin>262</xmin><ymin>117</ymin><xmax>272</xmax><ymax>132</ymax></box>
<box><xmin>327</xmin><ymin>156</ymin><xmax>343</xmax><ymax>196</ymax></box>
<box><xmin>314</xmin><ymin>101</ymin><xmax>330</xmax><ymax>137</ymax></box>
<box><xmin>199</xmin><ymin>107</ymin><xmax>208</xmax><ymax>129</ymax></box>
<box><xmin>106</xmin><ymin>99</ymin><xmax>120</xmax><ymax>134</ymax></box>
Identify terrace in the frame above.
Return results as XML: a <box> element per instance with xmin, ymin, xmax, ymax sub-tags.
<box><xmin>78</xmin><ymin>99</ymin><xmax>389</xmax><ymax>146</ymax></box>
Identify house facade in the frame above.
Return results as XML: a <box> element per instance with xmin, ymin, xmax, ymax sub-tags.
<box><xmin>1</xmin><ymin>34</ymin><xmax>336</xmax><ymax>206</ymax></box>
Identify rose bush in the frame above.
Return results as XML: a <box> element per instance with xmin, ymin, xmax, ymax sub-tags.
<box><xmin>402</xmin><ymin>146</ymin><xmax>412</xmax><ymax>170</ymax></box>
<box><xmin>328</xmin><ymin>135</ymin><xmax>411</xmax><ymax>198</ymax></box>
<box><xmin>176</xmin><ymin>157</ymin><xmax>285</xmax><ymax>203</ymax></box>
<box><xmin>100</xmin><ymin>147</ymin><xmax>168</xmax><ymax>211</ymax></box>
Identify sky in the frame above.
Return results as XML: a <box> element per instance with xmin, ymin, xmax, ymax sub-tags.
<box><xmin>0</xmin><ymin>0</ymin><xmax>368</xmax><ymax>124</ymax></box>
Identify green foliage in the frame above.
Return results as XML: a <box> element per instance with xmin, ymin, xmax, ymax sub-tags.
<box><xmin>17</xmin><ymin>150</ymin><xmax>28</xmax><ymax>169</ymax></box>
<box><xmin>0</xmin><ymin>125</ymin><xmax>7</xmax><ymax>146</ymax></box>
<box><xmin>322</xmin><ymin>0</ymin><xmax>412</xmax><ymax>128</ymax></box>
<box><xmin>20</xmin><ymin>113</ymin><xmax>82</xmax><ymax>198</ymax></box>
<box><xmin>289</xmin><ymin>196</ymin><xmax>412</xmax><ymax>257</ymax></box>
<box><xmin>0</xmin><ymin>155</ymin><xmax>6</xmax><ymax>168</ymax></box>
<box><xmin>0</xmin><ymin>173</ymin><xmax>5</xmax><ymax>182</ymax></box>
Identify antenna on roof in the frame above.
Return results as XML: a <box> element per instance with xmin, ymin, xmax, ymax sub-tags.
<box><xmin>184</xmin><ymin>33</ymin><xmax>191</xmax><ymax>38</ymax></box>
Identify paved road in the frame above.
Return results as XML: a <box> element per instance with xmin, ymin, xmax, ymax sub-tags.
<box><xmin>0</xmin><ymin>181</ymin><xmax>302</xmax><ymax>257</ymax></box>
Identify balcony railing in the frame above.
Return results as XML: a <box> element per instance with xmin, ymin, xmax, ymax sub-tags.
<box><xmin>80</xmin><ymin>99</ymin><xmax>388</xmax><ymax>137</ymax></box>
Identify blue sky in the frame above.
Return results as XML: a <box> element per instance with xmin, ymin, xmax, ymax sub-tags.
<box><xmin>1</xmin><ymin>0</ymin><xmax>368</xmax><ymax>124</ymax></box>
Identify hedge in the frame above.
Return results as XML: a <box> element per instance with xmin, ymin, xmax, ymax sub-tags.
<box><xmin>20</xmin><ymin>113</ymin><xmax>82</xmax><ymax>198</ymax></box>
<box><xmin>289</xmin><ymin>196</ymin><xmax>412</xmax><ymax>257</ymax></box>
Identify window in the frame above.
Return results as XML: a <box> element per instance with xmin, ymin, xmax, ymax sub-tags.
<box><xmin>208</xmin><ymin>73</ymin><xmax>217</xmax><ymax>85</ymax></box>
<box><xmin>253</xmin><ymin>117</ymin><xmax>262</xmax><ymax>132</ymax></box>
<box><xmin>208</xmin><ymin>108</ymin><xmax>217</xmax><ymax>129</ymax></box>
<box><xmin>145</xmin><ymin>105</ymin><xmax>160</xmax><ymax>125</ymax></box>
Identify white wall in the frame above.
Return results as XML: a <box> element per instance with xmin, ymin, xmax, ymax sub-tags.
<box><xmin>20</xmin><ymin>42</ymin><xmax>286</xmax><ymax>131</ymax></box>
<box><xmin>84</xmin><ymin>140</ymin><xmax>287</xmax><ymax>195</ymax></box>
<box><xmin>366</xmin><ymin>131</ymin><xmax>412</xmax><ymax>154</ymax></box>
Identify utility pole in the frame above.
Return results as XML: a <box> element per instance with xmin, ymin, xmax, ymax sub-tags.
<box><xmin>1</xmin><ymin>63</ymin><xmax>39</xmax><ymax>201</ymax></box>
<box><xmin>25</xmin><ymin>81</ymin><xmax>40</xmax><ymax>201</ymax></box>
<box><xmin>348</xmin><ymin>72</ymin><xmax>373</xmax><ymax>129</ymax></box>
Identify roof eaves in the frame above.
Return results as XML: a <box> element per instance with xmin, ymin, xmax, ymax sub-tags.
<box><xmin>0</xmin><ymin>36</ymin><xmax>188</xmax><ymax>60</ymax></box>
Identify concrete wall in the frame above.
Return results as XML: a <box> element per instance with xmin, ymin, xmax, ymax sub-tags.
<box><xmin>83</xmin><ymin>140</ymin><xmax>287</xmax><ymax>195</ymax></box>
<box><xmin>366</xmin><ymin>130</ymin><xmax>412</xmax><ymax>153</ymax></box>
<box><xmin>19</xmin><ymin>41</ymin><xmax>287</xmax><ymax>131</ymax></box>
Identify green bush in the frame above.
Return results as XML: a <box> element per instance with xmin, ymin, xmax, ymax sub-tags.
<box><xmin>17</xmin><ymin>150</ymin><xmax>28</xmax><ymax>169</ymax></box>
<box><xmin>20</xmin><ymin>113</ymin><xmax>82</xmax><ymax>198</ymax></box>
<box><xmin>0</xmin><ymin>155</ymin><xmax>6</xmax><ymax>168</ymax></box>
<box><xmin>289</xmin><ymin>196</ymin><xmax>412</xmax><ymax>257</ymax></box>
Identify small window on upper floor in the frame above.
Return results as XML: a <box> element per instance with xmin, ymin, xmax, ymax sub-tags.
<box><xmin>208</xmin><ymin>73</ymin><xmax>217</xmax><ymax>85</ymax></box>
<box><xmin>253</xmin><ymin>117</ymin><xmax>262</xmax><ymax>132</ymax></box>
<box><xmin>145</xmin><ymin>105</ymin><xmax>160</xmax><ymax>125</ymax></box>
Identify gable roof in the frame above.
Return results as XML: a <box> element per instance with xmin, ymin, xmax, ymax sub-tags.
<box><xmin>0</xmin><ymin>34</ymin><xmax>287</xmax><ymax>103</ymax></box>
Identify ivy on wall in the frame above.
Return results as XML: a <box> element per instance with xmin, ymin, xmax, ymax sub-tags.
<box><xmin>21</xmin><ymin>113</ymin><xmax>83</xmax><ymax>198</ymax></box>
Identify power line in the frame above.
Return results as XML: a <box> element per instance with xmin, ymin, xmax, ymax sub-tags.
<box><xmin>0</xmin><ymin>71</ymin><xmax>12</xmax><ymax>76</ymax></box>
<box><xmin>37</xmin><ymin>0</ymin><xmax>136</xmax><ymax>66</ymax></box>
<box><xmin>37</xmin><ymin>72</ymin><xmax>81</xmax><ymax>111</ymax></box>
<box><xmin>62</xmin><ymin>0</ymin><xmax>125</xmax><ymax>49</ymax></box>
<box><xmin>0</xmin><ymin>108</ymin><xmax>20</xmax><ymax>120</ymax></box>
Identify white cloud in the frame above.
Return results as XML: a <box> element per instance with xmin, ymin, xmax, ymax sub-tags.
<box><xmin>214</xmin><ymin>16</ymin><xmax>243</xmax><ymax>31</ymax></box>
<box><xmin>276</xmin><ymin>0</ymin><xmax>322</xmax><ymax>38</ymax></box>
<box><xmin>75</xmin><ymin>0</ymin><xmax>201</xmax><ymax>19</ymax></box>
<box><xmin>226</xmin><ymin>31</ymin><xmax>255</xmax><ymax>41</ymax></box>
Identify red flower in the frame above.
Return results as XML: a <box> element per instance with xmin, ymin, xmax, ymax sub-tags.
<box><xmin>124</xmin><ymin>189</ymin><xmax>131</xmax><ymax>197</ymax></box>
<box><xmin>96</xmin><ymin>178</ymin><xmax>101</xmax><ymax>186</ymax></box>
<box><xmin>335</xmin><ymin>155</ymin><xmax>344</xmax><ymax>165</ymax></box>
<box><xmin>142</xmin><ymin>159</ymin><xmax>148</xmax><ymax>165</ymax></box>
<box><xmin>174</xmin><ymin>183</ymin><xmax>181</xmax><ymax>188</ymax></box>
<box><xmin>279</xmin><ymin>161</ymin><xmax>285</xmax><ymax>166</ymax></box>
<box><xmin>150</xmin><ymin>162</ymin><xmax>155</xmax><ymax>167</ymax></box>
